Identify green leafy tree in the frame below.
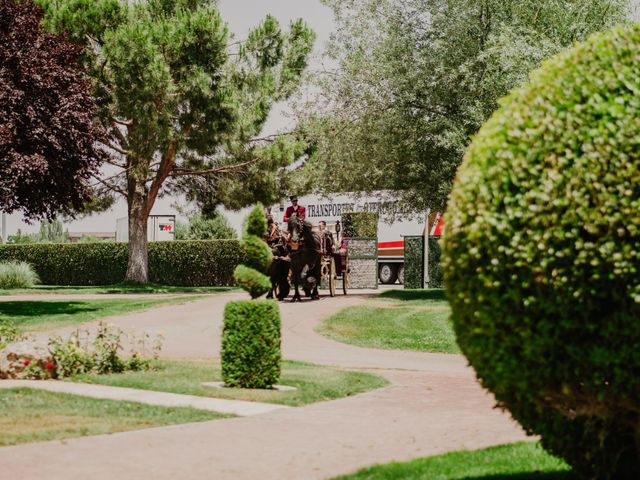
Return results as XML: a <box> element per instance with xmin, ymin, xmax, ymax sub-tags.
<box><xmin>6</xmin><ymin>220</ymin><xmax>68</xmax><ymax>244</ymax></box>
<box><xmin>39</xmin><ymin>0</ymin><xmax>315</xmax><ymax>283</ymax></box>
<box><xmin>7</xmin><ymin>229</ymin><xmax>39</xmax><ymax>244</ymax></box>
<box><xmin>295</xmin><ymin>0</ymin><xmax>629</xmax><ymax>211</ymax></box>
<box><xmin>38</xmin><ymin>219</ymin><xmax>69</xmax><ymax>243</ymax></box>
<box><xmin>175</xmin><ymin>213</ymin><xmax>236</xmax><ymax>240</ymax></box>
<box><xmin>0</xmin><ymin>0</ymin><xmax>105</xmax><ymax>221</ymax></box>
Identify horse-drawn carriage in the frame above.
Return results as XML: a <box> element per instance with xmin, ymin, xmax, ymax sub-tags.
<box><xmin>267</xmin><ymin>212</ymin><xmax>348</xmax><ymax>301</ymax></box>
<box><xmin>320</xmin><ymin>236</ymin><xmax>349</xmax><ymax>297</ymax></box>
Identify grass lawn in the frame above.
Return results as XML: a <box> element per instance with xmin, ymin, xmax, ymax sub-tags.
<box><xmin>0</xmin><ymin>296</ymin><xmax>198</xmax><ymax>332</ymax></box>
<box><xmin>318</xmin><ymin>289</ymin><xmax>459</xmax><ymax>353</ymax></box>
<box><xmin>0</xmin><ymin>388</ymin><xmax>228</xmax><ymax>447</ymax></box>
<box><xmin>70</xmin><ymin>359</ymin><xmax>389</xmax><ymax>407</ymax></box>
<box><xmin>336</xmin><ymin>442</ymin><xmax>575</xmax><ymax>480</ymax></box>
<box><xmin>0</xmin><ymin>283</ymin><xmax>235</xmax><ymax>295</ymax></box>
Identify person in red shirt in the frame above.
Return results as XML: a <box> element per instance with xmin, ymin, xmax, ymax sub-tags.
<box><xmin>283</xmin><ymin>195</ymin><xmax>306</xmax><ymax>223</ymax></box>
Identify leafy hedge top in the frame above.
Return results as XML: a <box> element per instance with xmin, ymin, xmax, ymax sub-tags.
<box><xmin>343</xmin><ymin>212</ymin><xmax>378</xmax><ymax>237</ymax></box>
<box><xmin>443</xmin><ymin>24</ymin><xmax>640</xmax><ymax>477</ymax></box>
<box><xmin>0</xmin><ymin>240</ymin><xmax>243</xmax><ymax>286</ymax></box>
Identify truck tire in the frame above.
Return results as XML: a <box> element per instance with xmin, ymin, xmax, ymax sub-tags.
<box><xmin>378</xmin><ymin>263</ymin><xmax>398</xmax><ymax>284</ymax></box>
<box><xmin>397</xmin><ymin>264</ymin><xmax>405</xmax><ymax>284</ymax></box>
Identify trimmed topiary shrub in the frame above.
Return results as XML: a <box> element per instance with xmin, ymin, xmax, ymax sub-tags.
<box><xmin>232</xmin><ymin>205</ymin><xmax>272</xmax><ymax>299</ymax></box>
<box><xmin>443</xmin><ymin>24</ymin><xmax>640</xmax><ymax>479</ymax></box>
<box><xmin>223</xmin><ymin>203</ymin><xmax>281</xmax><ymax>388</ymax></box>
<box><xmin>343</xmin><ymin>212</ymin><xmax>378</xmax><ymax>237</ymax></box>
<box><xmin>233</xmin><ymin>265</ymin><xmax>272</xmax><ymax>299</ymax></box>
<box><xmin>221</xmin><ymin>300</ymin><xmax>281</xmax><ymax>388</ymax></box>
<box><xmin>0</xmin><ymin>240</ymin><xmax>243</xmax><ymax>286</ymax></box>
<box><xmin>241</xmin><ymin>235</ymin><xmax>272</xmax><ymax>274</ymax></box>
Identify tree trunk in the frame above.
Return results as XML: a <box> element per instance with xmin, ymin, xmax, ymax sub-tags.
<box><xmin>123</xmin><ymin>142</ymin><xmax>177</xmax><ymax>284</ymax></box>
<box><xmin>125</xmin><ymin>185</ymin><xmax>149</xmax><ymax>283</ymax></box>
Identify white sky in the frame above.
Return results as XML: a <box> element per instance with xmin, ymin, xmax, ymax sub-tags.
<box><xmin>2</xmin><ymin>0</ymin><xmax>335</xmax><ymax>238</ymax></box>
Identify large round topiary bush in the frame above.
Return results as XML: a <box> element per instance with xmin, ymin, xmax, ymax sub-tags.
<box><xmin>443</xmin><ymin>24</ymin><xmax>640</xmax><ymax>479</ymax></box>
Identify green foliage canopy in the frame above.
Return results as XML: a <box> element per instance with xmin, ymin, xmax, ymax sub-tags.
<box><xmin>175</xmin><ymin>214</ymin><xmax>236</xmax><ymax>240</ymax></box>
<box><xmin>342</xmin><ymin>212</ymin><xmax>378</xmax><ymax>238</ymax></box>
<box><xmin>295</xmin><ymin>0</ymin><xmax>629</xmax><ymax>211</ymax></box>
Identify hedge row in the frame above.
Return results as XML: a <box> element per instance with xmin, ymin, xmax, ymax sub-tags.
<box><xmin>404</xmin><ymin>236</ymin><xmax>443</xmax><ymax>289</ymax></box>
<box><xmin>0</xmin><ymin>240</ymin><xmax>244</xmax><ymax>286</ymax></box>
<box><xmin>404</xmin><ymin>236</ymin><xmax>423</xmax><ymax>289</ymax></box>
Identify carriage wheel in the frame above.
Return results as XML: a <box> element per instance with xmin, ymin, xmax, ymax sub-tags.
<box><xmin>342</xmin><ymin>260</ymin><xmax>349</xmax><ymax>295</ymax></box>
<box><xmin>329</xmin><ymin>257</ymin><xmax>336</xmax><ymax>297</ymax></box>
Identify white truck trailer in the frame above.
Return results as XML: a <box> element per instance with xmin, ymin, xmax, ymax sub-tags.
<box><xmin>272</xmin><ymin>192</ymin><xmax>443</xmax><ymax>284</ymax></box>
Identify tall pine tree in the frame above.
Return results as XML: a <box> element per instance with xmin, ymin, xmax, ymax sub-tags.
<box><xmin>40</xmin><ymin>0</ymin><xmax>315</xmax><ymax>282</ymax></box>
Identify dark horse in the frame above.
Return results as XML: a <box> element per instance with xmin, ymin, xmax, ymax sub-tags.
<box><xmin>287</xmin><ymin>213</ymin><xmax>322</xmax><ymax>302</ymax></box>
<box><xmin>266</xmin><ymin>232</ymin><xmax>291</xmax><ymax>301</ymax></box>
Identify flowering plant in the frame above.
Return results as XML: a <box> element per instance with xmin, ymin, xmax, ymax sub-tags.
<box><xmin>49</xmin><ymin>322</ymin><xmax>164</xmax><ymax>378</ymax></box>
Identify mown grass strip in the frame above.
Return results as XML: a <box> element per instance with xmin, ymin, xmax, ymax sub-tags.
<box><xmin>70</xmin><ymin>359</ymin><xmax>389</xmax><ymax>407</ymax></box>
<box><xmin>0</xmin><ymin>388</ymin><xmax>229</xmax><ymax>446</ymax></box>
<box><xmin>0</xmin><ymin>296</ymin><xmax>199</xmax><ymax>331</ymax></box>
<box><xmin>335</xmin><ymin>441</ymin><xmax>575</xmax><ymax>479</ymax></box>
<box><xmin>318</xmin><ymin>289</ymin><xmax>459</xmax><ymax>353</ymax></box>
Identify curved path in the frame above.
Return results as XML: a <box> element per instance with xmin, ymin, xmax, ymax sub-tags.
<box><xmin>0</xmin><ymin>291</ymin><xmax>529</xmax><ymax>479</ymax></box>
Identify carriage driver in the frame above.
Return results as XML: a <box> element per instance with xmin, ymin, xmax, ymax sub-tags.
<box><xmin>318</xmin><ymin>220</ymin><xmax>335</xmax><ymax>255</ymax></box>
<box><xmin>283</xmin><ymin>195</ymin><xmax>306</xmax><ymax>225</ymax></box>
<box><xmin>264</xmin><ymin>207</ymin><xmax>280</xmax><ymax>245</ymax></box>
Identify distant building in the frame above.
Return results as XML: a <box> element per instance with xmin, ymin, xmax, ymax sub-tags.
<box><xmin>115</xmin><ymin>215</ymin><xmax>175</xmax><ymax>242</ymax></box>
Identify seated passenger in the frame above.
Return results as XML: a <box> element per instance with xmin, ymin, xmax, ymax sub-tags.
<box><xmin>318</xmin><ymin>220</ymin><xmax>334</xmax><ymax>255</ymax></box>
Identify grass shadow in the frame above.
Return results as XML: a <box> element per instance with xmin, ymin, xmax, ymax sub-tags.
<box><xmin>378</xmin><ymin>289</ymin><xmax>447</xmax><ymax>302</ymax></box>
<box><xmin>0</xmin><ymin>301</ymin><xmax>100</xmax><ymax>317</ymax></box>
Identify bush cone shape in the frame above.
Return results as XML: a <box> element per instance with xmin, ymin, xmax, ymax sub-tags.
<box><xmin>443</xmin><ymin>24</ymin><xmax>640</xmax><ymax>480</ymax></box>
<box><xmin>233</xmin><ymin>264</ymin><xmax>271</xmax><ymax>299</ymax></box>
<box><xmin>242</xmin><ymin>234</ymin><xmax>272</xmax><ymax>274</ymax></box>
<box><xmin>223</xmin><ymin>203</ymin><xmax>281</xmax><ymax>388</ymax></box>
<box><xmin>234</xmin><ymin>203</ymin><xmax>273</xmax><ymax>298</ymax></box>
<box><xmin>221</xmin><ymin>300</ymin><xmax>281</xmax><ymax>388</ymax></box>
<box><xmin>244</xmin><ymin>203</ymin><xmax>268</xmax><ymax>237</ymax></box>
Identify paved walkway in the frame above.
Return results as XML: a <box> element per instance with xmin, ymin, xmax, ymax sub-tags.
<box><xmin>0</xmin><ymin>290</ymin><xmax>529</xmax><ymax>480</ymax></box>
